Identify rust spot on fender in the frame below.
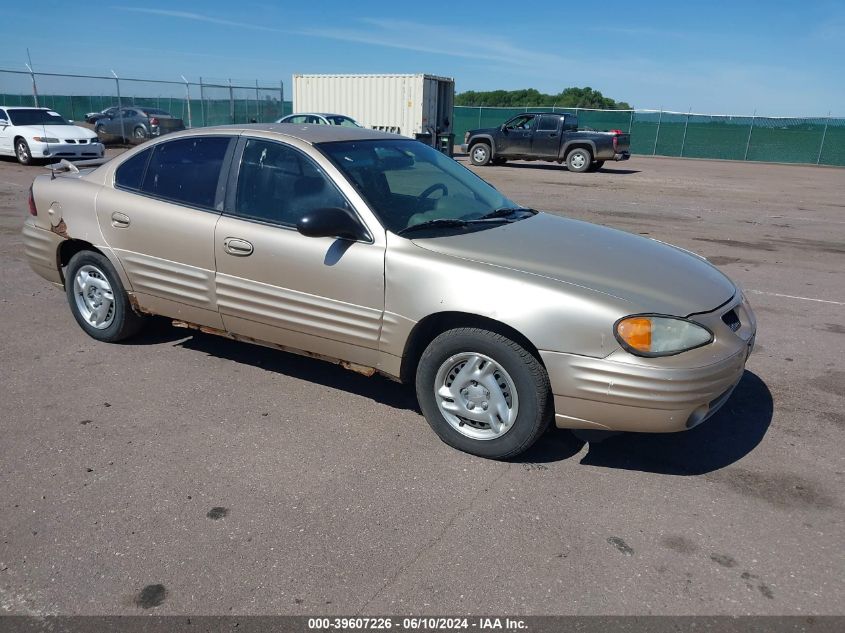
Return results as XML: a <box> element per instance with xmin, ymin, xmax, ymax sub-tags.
<box><xmin>127</xmin><ymin>294</ymin><xmax>153</xmax><ymax>316</ymax></box>
<box><xmin>340</xmin><ymin>361</ymin><xmax>376</xmax><ymax>377</ymax></box>
<box><xmin>50</xmin><ymin>219</ymin><xmax>69</xmax><ymax>239</ymax></box>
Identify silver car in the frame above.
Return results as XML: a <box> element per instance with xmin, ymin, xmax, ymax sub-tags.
<box><xmin>276</xmin><ymin>113</ymin><xmax>362</xmax><ymax>127</ymax></box>
<box><xmin>22</xmin><ymin>125</ymin><xmax>756</xmax><ymax>459</ymax></box>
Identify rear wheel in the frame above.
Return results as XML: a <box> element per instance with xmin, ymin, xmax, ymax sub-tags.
<box><xmin>65</xmin><ymin>251</ymin><xmax>146</xmax><ymax>342</ymax></box>
<box><xmin>566</xmin><ymin>147</ymin><xmax>592</xmax><ymax>173</ymax></box>
<box><xmin>415</xmin><ymin>328</ymin><xmax>553</xmax><ymax>459</ymax></box>
<box><xmin>133</xmin><ymin>126</ymin><xmax>147</xmax><ymax>140</ymax></box>
<box><xmin>469</xmin><ymin>143</ymin><xmax>492</xmax><ymax>166</ymax></box>
<box><xmin>15</xmin><ymin>138</ymin><xmax>33</xmax><ymax>165</ymax></box>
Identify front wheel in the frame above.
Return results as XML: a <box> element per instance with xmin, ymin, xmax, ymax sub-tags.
<box><xmin>566</xmin><ymin>148</ymin><xmax>592</xmax><ymax>173</ymax></box>
<box><xmin>65</xmin><ymin>251</ymin><xmax>146</xmax><ymax>342</ymax></box>
<box><xmin>133</xmin><ymin>126</ymin><xmax>147</xmax><ymax>140</ymax></box>
<box><xmin>469</xmin><ymin>143</ymin><xmax>492</xmax><ymax>166</ymax></box>
<box><xmin>416</xmin><ymin>328</ymin><xmax>553</xmax><ymax>459</ymax></box>
<box><xmin>15</xmin><ymin>138</ymin><xmax>34</xmax><ymax>165</ymax></box>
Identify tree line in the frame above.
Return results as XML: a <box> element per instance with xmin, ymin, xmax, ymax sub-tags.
<box><xmin>455</xmin><ymin>87</ymin><xmax>631</xmax><ymax>110</ymax></box>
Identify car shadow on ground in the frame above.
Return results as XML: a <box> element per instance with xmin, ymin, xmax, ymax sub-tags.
<box><xmin>174</xmin><ymin>331</ymin><xmax>420</xmax><ymax>413</ymax></box>
<box><xmin>516</xmin><ymin>370</ymin><xmax>773</xmax><ymax>475</ymax></box>
<box><xmin>503</xmin><ymin>162</ymin><xmax>641</xmax><ymax>175</ymax></box>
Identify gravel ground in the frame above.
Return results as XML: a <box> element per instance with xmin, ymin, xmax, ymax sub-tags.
<box><xmin>0</xmin><ymin>149</ymin><xmax>843</xmax><ymax>616</ymax></box>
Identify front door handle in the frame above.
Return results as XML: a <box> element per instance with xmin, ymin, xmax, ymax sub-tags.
<box><xmin>111</xmin><ymin>212</ymin><xmax>130</xmax><ymax>228</ymax></box>
<box><xmin>223</xmin><ymin>237</ymin><xmax>254</xmax><ymax>257</ymax></box>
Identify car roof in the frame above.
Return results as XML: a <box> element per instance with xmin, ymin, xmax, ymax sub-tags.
<box><xmin>284</xmin><ymin>112</ymin><xmax>354</xmax><ymax>118</ymax></box>
<box><xmin>184</xmin><ymin>123</ymin><xmax>404</xmax><ymax>144</ymax></box>
<box><xmin>0</xmin><ymin>106</ymin><xmax>51</xmax><ymax>111</ymax></box>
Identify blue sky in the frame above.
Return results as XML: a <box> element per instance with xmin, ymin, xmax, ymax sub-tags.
<box><xmin>1</xmin><ymin>0</ymin><xmax>844</xmax><ymax>115</ymax></box>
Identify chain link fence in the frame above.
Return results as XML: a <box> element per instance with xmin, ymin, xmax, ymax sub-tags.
<box><xmin>0</xmin><ymin>68</ymin><xmax>292</xmax><ymax>129</ymax></box>
<box><xmin>454</xmin><ymin>106</ymin><xmax>845</xmax><ymax>166</ymax></box>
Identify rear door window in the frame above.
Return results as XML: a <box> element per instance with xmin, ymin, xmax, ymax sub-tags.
<box><xmin>140</xmin><ymin>136</ymin><xmax>232</xmax><ymax>209</ymax></box>
<box><xmin>537</xmin><ymin>115</ymin><xmax>560</xmax><ymax>132</ymax></box>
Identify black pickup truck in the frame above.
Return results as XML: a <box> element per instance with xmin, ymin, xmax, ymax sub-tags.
<box><xmin>461</xmin><ymin>112</ymin><xmax>630</xmax><ymax>172</ymax></box>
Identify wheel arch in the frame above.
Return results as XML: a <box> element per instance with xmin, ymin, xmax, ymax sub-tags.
<box><xmin>468</xmin><ymin>135</ymin><xmax>496</xmax><ymax>157</ymax></box>
<box><xmin>561</xmin><ymin>141</ymin><xmax>596</xmax><ymax>160</ymax></box>
<box><xmin>399</xmin><ymin>311</ymin><xmax>544</xmax><ymax>384</ymax></box>
<box><xmin>57</xmin><ymin>239</ymin><xmax>107</xmax><ymax>286</ymax></box>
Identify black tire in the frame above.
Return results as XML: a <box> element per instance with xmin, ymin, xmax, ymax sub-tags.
<box><xmin>65</xmin><ymin>251</ymin><xmax>145</xmax><ymax>342</ymax></box>
<box><xmin>415</xmin><ymin>328</ymin><xmax>553</xmax><ymax>459</ymax></box>
<box><xmin>587</xmin><ymin>160</ymin><xmax>605</xmax><ymax>172</ymax></box>
<box><xmin>133</xmin><ymin>126</ymin><xmax>147</xmax><ymax>140</ymax></box>
<box><xmin>566</xmin><ymin>147</ymin><xmax>592</xmax><ymax>173</ymax></box>
<box><xmin>15</xmin><ymin>138</ymin><xmax>34</xmax><ymax>165</ymax></box>
<box><xmin>469</xmin><ymin>142</ymin><xmax>492</xmax><ymax>166</ymax></box>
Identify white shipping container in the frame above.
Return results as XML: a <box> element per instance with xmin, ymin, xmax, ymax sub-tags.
<box><xmin>292</xmin><ymin>74</ymin><xmax>455</xmax><ymax>139</ymax></box>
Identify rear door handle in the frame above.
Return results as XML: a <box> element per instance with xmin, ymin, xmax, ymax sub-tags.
<box><xmin>223</xmin><ymin>237</ymin><xmax>253</xmax><ymax>257</ymax></box>
<box><xmin>111</xmin><ymin>212</ymin><xmax>130</xmax><ymax>228</ymax></box>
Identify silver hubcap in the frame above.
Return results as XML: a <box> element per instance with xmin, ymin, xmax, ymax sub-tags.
<box><xmin>134</xmin><ymin>128</ymin><xmax>145</xmax><ymax>138</ymax></box>
<box><xmin>17</xmin><ymin>143</ymin><xmax>29</xmax><ymax>161</ymax></box>
<box><xmin>434</xmin><ymin>352</ymin><xmax>519</xmax><ymax>440</ymax></box>
<box><xmin>472</xmin><ymin>146</ymin><xmax>488</xmax><ymax>163</ymax></box>
<box><xmin>73</xmin><ymin>265</ymin><xmax>115</xmax><ymax>329</ymax></box>
<box><xmin>570</xmin><ymin>153</ymin><xmax>587</xmax><ymax>169</ymax></box>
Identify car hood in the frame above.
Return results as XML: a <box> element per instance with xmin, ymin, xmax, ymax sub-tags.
<box><xmin>15</xmin><ymin>124</ymin><xmax>97</xmax><ymax>140</ymax></box>
<box><xmin>412</xmin><ymin>213</ymin><xmax>736</xmax><ymax>315</ymax></box>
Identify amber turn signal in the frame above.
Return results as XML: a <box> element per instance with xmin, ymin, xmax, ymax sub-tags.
<box><xmin>617</xmin><ymin>317</ymin><xmax>652</xmax><ymax>352</ymax></box>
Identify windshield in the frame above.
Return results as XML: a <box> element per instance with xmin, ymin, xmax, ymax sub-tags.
<box><xmin>319</xmin><ymin>139</ymin><xmax>520</xmax><ymax>235</ymax></box>
<box><xmin>8</xmin><ymin>109</ymin><xmax>69</xmax><ymax>126</ymax></box>
<box><xmin>326</xmin><ymin>116</ymin><xmax>360</xmax><ymax>127</ymax></box>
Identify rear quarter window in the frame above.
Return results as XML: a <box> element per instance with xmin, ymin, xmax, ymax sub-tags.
<box><xmin>114</xmin><ymin>148</ymin><xmax>152</xmax><ymax>191</ymax></box>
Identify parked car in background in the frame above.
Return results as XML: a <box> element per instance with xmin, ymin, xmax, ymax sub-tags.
<box><xmin>462</xmin><ymin>112</ymin><xmax>630</xmax><ymax>172</ymax></box>
<box><xmin>276</xmin><ymin>112</ymin><xmax>362</xmax><ymax>127</ymax></box>
<box><xmin>0</xmin><ymin>106</ymin><xmax>103</xmax><ymax>165</ymax></box>
<box><xmin>94</xmin><ymin>107</ymin><xmax>185</xmax><ymax>143</ymax></box>
<box><xmin>22</xmin><ymin>125</ymin><xmax>756</xmax><ymax>459</ymax></box>
<box><xmin>85</xmin><ymin>106</ymin><xmax>120</xmax><ymax>124</ymax></box>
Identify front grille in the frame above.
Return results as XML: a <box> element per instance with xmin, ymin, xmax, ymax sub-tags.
<box><xmin>65</xmin><ymin>139</ymin><xmax>77</xmax><ymax>144</ymax></box>
<box><xmin>722</xmin><ymin>309</ymin><xmax>741</xmax><ymax>331</ymax></box>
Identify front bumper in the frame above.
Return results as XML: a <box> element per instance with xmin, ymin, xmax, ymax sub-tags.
<box><xmin>541</xmin><ymin>295</ymin><xmax>756</xmax><ymax>433</ymax></box>
<box><xmin>32</xmin><ymin>140</ymin><xmax>104</xmax><ymax>160</ymax></box>
<box><xmin>460</xmin><ymin>143</ymin><xmax>468</xmax><ymax>153</ymax></box>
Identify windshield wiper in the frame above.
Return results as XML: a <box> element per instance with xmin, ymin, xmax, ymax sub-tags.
<box><xmin>396</xmin><ymin>218</ymin><xmax>468</xmax><ymax>235</ymax></box>
<box><xmin>477</xmin><ymin>206</ymin><xmax>537</xmax><ymax>220</ymax></box>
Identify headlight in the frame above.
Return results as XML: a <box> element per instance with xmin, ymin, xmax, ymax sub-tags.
<box><xmin>32</xmin><ymin>137</ymin><xmax>60</xmax><ymax>143</ymax></box>
<box><xmin>88</xmin><ymin>137</ymin><xmax>101</xmax><ymax>144</ymax></box>
<box><xmin>615</xmin><ymin>315</ymin><xmax>713</xmax><ymax>357</ymax></box>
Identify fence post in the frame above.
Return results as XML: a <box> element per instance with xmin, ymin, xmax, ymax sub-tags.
<box><xmin>680</xmin><ymin>108</ymin><xmax>691</xmax><ymax>157</ymax></box>
<box><xmin>255</xmin><ymin>80</ymin><xmax>260</xmax><ymax>122</ymax></box>
<box><xmin>199</xmin><ymin>77</ymin><xmax>206</xmax><ymax>127</ymax></box>
<box><xmin>653</xmin><ymin>109</ymin><xmax>663</xmax><ymax>155</ymax></box>
<box><xmin>744</xmin><ymin>110</ymin><xmax>756</xmax><ymax>161</ymax></box>
<box><xmin>628</xmin><ymin>109</ymin><xmax>634</xmax><ymax>133</ymax></box>
<box><xmin>181</xmin><ymin>75</ymin><xmax>192</xmax><ymax>129</ymax></box>
<box><xmin>816</xmin><ymin>112</ymin><xmax>830</xmax><ymax>165</ymax></box>
<box><xmin>228</xmin><ymin>78</ymin><xmax>235</xmax><ymax>124</ymax></box>
<box><xmin>26</xmin><ymin>49</ymin><xmax>39</xmax><ymax>107</ymax></box>
<box><xmin>112</xmin><ymin>70</ymin><xmax>125</xmax><ymax>141</ymax></box>
<box><xmin>280</xmin><ymin>80</ymin><xmax>285</xmax><ymax>115</ymax></box>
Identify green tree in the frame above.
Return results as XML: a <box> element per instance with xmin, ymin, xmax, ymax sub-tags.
<box><xmin>455</xmin><ymin>86</ymin><xmax>631</xmax><ymax>109</ymax></box>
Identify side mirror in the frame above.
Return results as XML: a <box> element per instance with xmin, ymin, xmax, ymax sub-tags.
<box><xmin>500</xmin><ymin>124</ymin><xmax>507</xmax><ymax>132</ymax></box>
<box><xmin>296</xmin><ymin>207</ymin><xmax>367</xmax><ymax>242</ymax></box>
<box><xmin>0</xmin><ymin>119</ymin><xmax>8</xmax><ymax>127</ymax></box>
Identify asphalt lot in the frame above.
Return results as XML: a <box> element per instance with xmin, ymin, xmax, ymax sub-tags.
<box><xmin>0</xmin><ymin>149</ymin><xmax>843</xmax><ymax>616</ymax></box>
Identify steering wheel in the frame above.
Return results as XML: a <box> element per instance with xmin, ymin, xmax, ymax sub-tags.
<box><xmin>418</xmin><ymin>183</ymin><xmax>448</xmax><ymax>200</ymax></box>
